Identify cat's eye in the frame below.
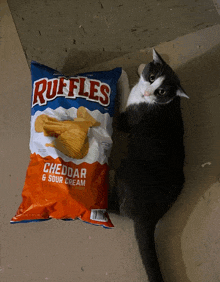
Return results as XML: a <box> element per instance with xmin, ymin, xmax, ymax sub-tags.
<box><xmin>158</xmin><ymin>89</ymin><xmax>166</xmax><ymax>95</ymax></box>
<box><xmin>149</xmin><ymin>74</ymin><xmax>155</xmax><ymax>83</ymax></box>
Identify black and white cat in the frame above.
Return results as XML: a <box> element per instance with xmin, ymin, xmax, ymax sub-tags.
<box><xmin>114</xmin><ymin>49</ymin><xmax>189</xmax><ymax>282</ymax></box>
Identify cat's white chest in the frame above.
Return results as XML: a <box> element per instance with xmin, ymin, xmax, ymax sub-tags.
<box><xmin>126</xmin><ymin>84</ymin><xmax>144</xmax><ymax>107</ymax></box>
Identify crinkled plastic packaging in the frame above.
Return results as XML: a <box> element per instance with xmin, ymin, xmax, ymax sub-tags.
<box><xmin>11</xmin><ymin>61</ymin><xmax>122</xmax><ymax>228</ymax></box>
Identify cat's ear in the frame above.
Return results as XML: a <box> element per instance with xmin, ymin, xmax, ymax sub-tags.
<box><xmin>152</xmin><ymin>48</ymin><xmax>165</xmax><ymax>65</ymax></box>
<box><xmin>176</xmin><ymin>87</ymin><xmax>189</xmax><ymax>99</ymax></box>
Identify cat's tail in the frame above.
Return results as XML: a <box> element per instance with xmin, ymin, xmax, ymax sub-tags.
<box><xmin>133</xmin><ymin>203</ymin><xmax>169</xmax><ymax>282</ymax></box>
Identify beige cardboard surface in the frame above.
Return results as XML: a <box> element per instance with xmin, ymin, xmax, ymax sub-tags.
<box><xmin>1</xmin><ymin>0</ymin><xmax>220</xmax><ymax>281</ymax></box>
<box><xmin>8</xmin><ymin>0</ymin><xmax>220</xmax><ymax>72</ymax></box>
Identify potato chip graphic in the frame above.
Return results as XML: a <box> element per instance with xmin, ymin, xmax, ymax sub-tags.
<box><xmin>36</xmin><ymin>108</ymin><xmax>100</xmax><ymax>159</ymax></box>
<box><xmin>77</xmin><ymin>106</ymin><xmax>101</xmax><ymax>127</ymax></box>
<box><xmin>43</xmin><ymin>120</ymin><xmax>75</xmax><ymax>137</ymax></box>
<box><xmin>35</xmin><ymin>115</ymin><xmax>61</xmax><ymax>136</ymax></box>
<box><xmin>46</xmin><ymin>126</ymin><xmax>89</xmax><ymax>159</ymax></box>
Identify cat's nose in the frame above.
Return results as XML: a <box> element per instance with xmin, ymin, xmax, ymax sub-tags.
<box><xmin>144</xmin><ymin>91</ymin><xmax>151</xmax><ymax>96</ymax></box>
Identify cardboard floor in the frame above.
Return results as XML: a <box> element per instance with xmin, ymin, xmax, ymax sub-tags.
<box><xmin>1</xmin><ymin>0</ymin><xmax>220</xmax><ymax>281</ymax></box>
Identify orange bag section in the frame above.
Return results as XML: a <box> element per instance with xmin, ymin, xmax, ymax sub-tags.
<box><xmin>11</xmin><ymin>153</ymin><xmax>114</xmax><ymax>228</ymax></box>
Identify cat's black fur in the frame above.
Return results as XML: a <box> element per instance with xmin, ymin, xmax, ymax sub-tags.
<box><xmin>112</xmin><ymin>50</ymin><xmax>186</xmax><ymax>282</ymax></box>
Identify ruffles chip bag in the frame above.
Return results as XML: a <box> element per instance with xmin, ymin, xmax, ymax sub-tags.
<box><xmin>11</xmin><ymin>61</ymin><xmax>122</xmax><ymax>228</ymax></box>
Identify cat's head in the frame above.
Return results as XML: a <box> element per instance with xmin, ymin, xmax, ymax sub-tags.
<box><xmin>140</xmin><ymin>49</ymin><xmax>189</xmax><ymax>104</ymax></box>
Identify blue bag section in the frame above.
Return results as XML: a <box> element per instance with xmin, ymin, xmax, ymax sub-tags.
<box><xmin>31</xmin><ymin>61</ymin><xmax>122</xmax><ymax>117</ymax></box>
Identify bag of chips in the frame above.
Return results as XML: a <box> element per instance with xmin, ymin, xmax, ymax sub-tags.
<box><xmin>11</xmin><ymin>61</ymin><xmax>122</xmax><ymax>228</ymax></box>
